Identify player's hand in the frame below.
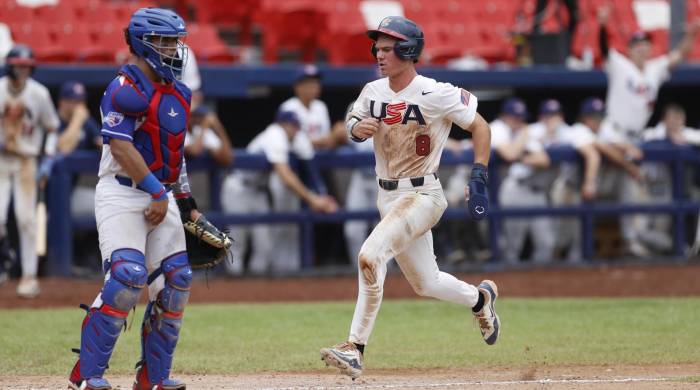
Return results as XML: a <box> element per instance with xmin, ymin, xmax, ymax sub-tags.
<box><xmin>144</xmin><ymin>198</ymin><xmax>168</xmax><ymax>225</ymax></box>
<box><xmin>72</xmin><ymin>104</ymin><xmax>89</xmax><ymax>124</ymax></box>
<box><xmin>309</xmin><ymin>194</ymin><xmax>338</xmax><ymax>213</ymax></box>
<box><xmin>581</xmin><ymin>180</ymin><xmax>597</xmax><ymax>201</ymax></box>
<box><xmin>352</xmin><ymin>118</ymin><xmax>380</xmax><ymax>139</ymax></box>
<box><xmin>624</xmin><ymin>145</ymin><xmax>643</xmax><ymax>161</ymax></box>
<box><xmin>597</xmin><ymin>4</ymin><xmax>611</xmax><ymax>25</ymax></box>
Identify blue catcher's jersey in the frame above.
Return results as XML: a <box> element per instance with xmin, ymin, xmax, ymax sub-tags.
<box><xmin>98</xmin><ymin>64</ymin><xmax>191</xmax><ymax>183</ymax></box>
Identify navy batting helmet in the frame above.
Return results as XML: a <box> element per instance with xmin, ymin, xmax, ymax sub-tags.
<box><xmin>5</xmin><ymin>44</ymin><xmax>35</xmax><ymax>80</ymax></box>
<box><xmin>367</xmin><ymin>16</ymin><xmax>424</xmax><ymax>63</ymax></box>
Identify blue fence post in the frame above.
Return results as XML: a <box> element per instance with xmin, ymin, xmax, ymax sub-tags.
<box><xmin>582</xmin><ymin>204</ymin><xmax>595</xmax><ymax>260</ymax></box>
<box><xmin>488</xmin><ymin>161</ymin><xmax>501</xmax><ymax>262</ymax></box>
<box><xmin>672</xmin><ymin>158</ymin><xmax>686</xmax><ymax>257</ymax></box>
<box><xmin>46</xmin><ymin>159</ymin><xmax>73</xmax><ymax>277</ymax></box>
<box><xmin>301</xmin><ymin>215</ymin><xmax>314</xmax><ymax>268</ymax></box>
<box><xmin>209</xmin><ymin>167</ymin><xmax>223</xmax><ymax>211</ymax></box>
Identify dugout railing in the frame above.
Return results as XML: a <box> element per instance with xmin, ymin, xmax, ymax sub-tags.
<box><xmin>45</xmin><ymin>144</ymin><xmax>700</xmax><ymax>276</ymax></box>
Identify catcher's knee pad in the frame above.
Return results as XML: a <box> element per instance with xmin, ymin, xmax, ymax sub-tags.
<box><xmin>77</xmin><ymin>249</ymin><xmax>147</xmax><ymax>380</ymax></box>
<box><xmin>102</xmin><ymin>249</ymin><xmax>148</xmax><ymax>311</ymax></box>
<box><xmin>139</xmin><ymin>252</ymin><xmax>191</xmax><ymax>386</ymax></box>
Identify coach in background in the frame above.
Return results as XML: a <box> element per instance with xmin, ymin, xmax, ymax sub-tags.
<box><xmin>0</xmin><ymin>44</ymin><xmax>59</xmax><ymax>298</ymax></box>
<box><xmin>221</xmin><ymin>110</ymin><xmax>337</xmax><ymax>275</ymax></box>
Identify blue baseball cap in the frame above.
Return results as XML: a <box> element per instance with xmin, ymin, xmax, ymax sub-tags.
<box><xmin>501</xmin><ymin>98</ymin><xmax>528</xmax><ymax>120</ymax></box>
<box><xmin>59</xmin><ymin>81</ymin><xmax>87</xmax><ymax>100</ymax></box>
<box><xmin>295</xmin><ymin>64</ymin><xmax>321</xmax><ymax>83</ymax></box>
<box><xmin>579</xmin><ymin>97</ymin><xmax>605</xmax><ymax>116</ymax></box>
<box><xmin>539</xmin><ymin>99</ymin><xmax>562</xmax><ymax>116</ymax></box>
<box><xmin>275</xmin><ymin>110</ymin><xmax>301</xmax><ymax>127</ymax></box>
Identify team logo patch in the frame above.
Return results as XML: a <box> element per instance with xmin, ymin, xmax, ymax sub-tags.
<box><xmin>460</xmin><ymin>89</ymin><xmax>471</xmax><ymax>106</ymax></box>
<box><xmin>105</xmin><ymin>111</ymin><xmax>124</xmax><ymax>127</ymax></box>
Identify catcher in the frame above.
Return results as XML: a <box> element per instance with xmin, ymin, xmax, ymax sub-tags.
<box><xmin>69</xmin><ymin>8</ymin><xmax>230</xmax><ymax>390</ymax></box>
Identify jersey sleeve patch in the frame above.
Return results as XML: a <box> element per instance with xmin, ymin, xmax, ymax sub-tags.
<box><xmin>460</xmin><ymin>89</ymin><xmax>471</xmax><ymax>106</ymax></box>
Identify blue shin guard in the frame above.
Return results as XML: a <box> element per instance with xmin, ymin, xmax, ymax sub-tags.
<box><xmin>72</xmin><ymin>249</ymin><xmax>147</xmax><ymax>382</ymax></box>
<box><xmin>137</xmin><ymin>252</ymin><xmax>191</xmax><ymax>387</ymax></box>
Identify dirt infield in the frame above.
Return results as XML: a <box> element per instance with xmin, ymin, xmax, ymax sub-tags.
<box><xmin>1</xmin><ymin>263</ymin><xmax>699</xmax><ymax>309</ymax></box>
<box><xmin>3</xmin><ymin>364</ymin><xmax>699</xmax><ymax>389</ymax></box>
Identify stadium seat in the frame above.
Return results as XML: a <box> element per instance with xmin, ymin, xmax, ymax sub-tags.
<box><xmin>8</xmin><ymin>22</ymin><xmax>74</xmax><ymax>62</ymax></box>
<box><xmin>186</xmin><ymin>23</ymin><xmax>236</xmax><ymax>63</ymax></box>
<box><xmin>0</xmin><ymin>1</ymin><xmax>36</xmax><ymax>24</ymax></box>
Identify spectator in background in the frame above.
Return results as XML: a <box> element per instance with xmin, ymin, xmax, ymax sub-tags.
<box><xmin>185</xmin><ymin>104</ymin><xmax>234</xmax><ymax>167</ymax></box>
<box><xmin>181</xmin><ymin>45</ymin><xmax>203</xmax><ymax>110</ymax></box>
<box><xmin>532</xmin><ymin>0</ymin><xmax>578</xmax><ymax>46</ymax></box>
<box><xmin>221</xmin><ymin>111</ymin><xmax>337</xmax><ymax>275</ymax></box>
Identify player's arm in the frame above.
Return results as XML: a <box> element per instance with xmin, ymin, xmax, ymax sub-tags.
<box><xmin>576</xmin><ymin>143</ymin><xmax>601</xmax><ymax>200</ymax></box>
<box><xmin>668</xmin><ymin>19</ymin><xmax>700</xmax><ymax>68</ymax></box>
<box><xmin>57</xmin><ymin>104</ymin><xmax>89</xmax><ymax>154</ymax></box>
<box><xmin>272</xmin><ymin>162</ymin><xmax>337</xmax><ymax>213</ymax></box>
<box><xmin>346</xmin><ymin>86</ymin><xmax>378</xmax><ymax>142</ymax></box>
<box><xmin>466</xmin><ymin>113</ymin><xmax>491</xmax><ymax>167</ymax></box>
<box><xmin>204</xmin><ymin>112</ymin><xmax>234</xmax><ymax>166</ymax></box>
<box><xmin>495</xmin><ymin>127</ymin><xmax>529</xmax><ymax>162</ymax></box>
<box><xmin>101</xmin><ymin>77</ymin><xmax>168</xmax><ymax>224</ymax></box>
<box><xmin>595</xmin><ymin>141</ymin><xmax>642</xmax><ymax>181</ymax></box>
<box><xmin>597</xmin><ymin>5</ymin><xmax>611</xmax><ymax>59</ymax></box>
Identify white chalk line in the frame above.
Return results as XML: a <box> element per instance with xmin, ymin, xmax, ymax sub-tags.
<box><xmin>261</xmin><ymin>376</ymin><xmax>682</xmax><ymax>390</ymax></box>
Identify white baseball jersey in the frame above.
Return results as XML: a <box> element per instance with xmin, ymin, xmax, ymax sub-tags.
<box><xmin>489</xmin><ymin>118</ymin><xmax>513</xmax><ymax>149</ymax></box>
<box><xmin>348</xmin><ymin>75</ymin><xmax>478</xmax><ymax>179</ymax></box>
<box><xmin>0</xmin><ymin>77</ymin><xmax>59</xmax><ymax>159</ymax></box>
<box><xmin>643</xmin><ymin>123</ymin><xmax>700</xmax><ymax>144</ymax></box>
<box><xmin>605</xmin><ymin>49</ymin><xmax>670</xmax><ymax>137</ymax></box>
<box><xmin>279</xmin><ymin>97</ymin><xmax>331</xmax><ymax>142</ymax></box>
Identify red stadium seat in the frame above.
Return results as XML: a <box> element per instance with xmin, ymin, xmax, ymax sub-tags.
<box><xmin>9</xmin><ymin>22</ymin><xmax>75</xmax><ymax>62</ymax></box>
<box><xmin>88</xmin><ymin>23</ymin><xmax>131</xmax><ymax>63</ymax></box>
<box><xmin>0</xmin><ymin>2</ymin><xmax>36</xmax><ymax>24</ymax></box>
<box><xmin>186</xmin><ymin>23</ymin><xmax>236</xmax><ymax>63</ymax></box>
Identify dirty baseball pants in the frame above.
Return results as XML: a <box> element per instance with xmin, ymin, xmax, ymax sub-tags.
<box><xmin>0</xmin><ymin>156</ymin><xmax>37</xmax><ymax>278</ymax></box>
<box><xmin>348</xmin><ymin>177</ymin><xmax>480</xmax><ymax>345</ymax></box>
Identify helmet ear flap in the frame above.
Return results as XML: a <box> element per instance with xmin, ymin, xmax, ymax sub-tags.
<box><xmin>371</xmin><ymin>43</ymin><xmax>377</xmax><ymax>58</ymax></box>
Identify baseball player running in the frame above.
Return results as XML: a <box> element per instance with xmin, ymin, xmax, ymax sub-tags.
<box><xmin>69</xmin><ymin>8</ymin><xmax>201</xmax><ymax>390</ymax></box>
<box><xmin>320</xmin><ymin>16</ymin><xmax>499</xmax><ymax>379</ymax></box>
<box><xmin>0</xmin><ymin>44</ymin><xmax>59</xmax><ymax>298</ymax></box>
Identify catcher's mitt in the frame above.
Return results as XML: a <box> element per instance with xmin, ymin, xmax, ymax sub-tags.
<box><xmin>177</xmin><ymin>197</ymin><xmax>233</xmax><ymax>269</ymax></box>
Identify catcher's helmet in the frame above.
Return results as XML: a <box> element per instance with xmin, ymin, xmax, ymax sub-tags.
<box><xmin>5</xmin><ymin>44</ymin><xmax>35</xmax><ymax>80</ymax></box>
<box><xmin>368</xmin><ymin>16</ymin><xmax>424</xmax><ymax>63</ymax></box>
<box><xmin>125</xmin><ymin>8</ymin><xmax>188</xmax><ymax>83</ymax></box>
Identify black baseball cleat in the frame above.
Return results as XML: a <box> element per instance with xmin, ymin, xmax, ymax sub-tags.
<box><xmin>473</xmin><ymin>280</ymin><xmax>500</xmax><ymax>345</ymax></box>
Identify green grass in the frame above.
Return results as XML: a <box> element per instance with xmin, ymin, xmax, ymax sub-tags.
<box><xmin>1</xmin><ymin>298</ymin><xmax>700</xmax><ymax>375</ymax></box>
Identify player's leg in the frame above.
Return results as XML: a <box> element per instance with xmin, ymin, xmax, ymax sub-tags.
<box><xmin>248</xmin><ymin>190</ymin><xmax>274</xmax><ymax>274</ymax></box>
<box><xmin>135</xmin><ymin>196</ymin><xmax>190</xmax><ymax>390</ymax></box>
<box><xmin>270</xmin><ymin>174</ymin><xmax>301</xmax><ymax>272</ymax></box>
<box><xmin>221</xmin><ymin>175</ymin><xmax>251</xmax><ymax>275</ymax></box>
<box><xmin>498</xmin><ymin>179</ymin><xmax>529</xmax><ymax>264</ymax></box>
<box><xmin>69</xmin><ymin>182</ymin><xmax>150</xmax><ymax>389</ymax></box>
<box><xmin>14</xmin><ymin>157</ymin><xmax>38</xmax><ymax>297</ymax></box>
<box><xmin>0</xmin><ymin>169</ymin><xmax>13</xmax><ymax>285</ymax></box>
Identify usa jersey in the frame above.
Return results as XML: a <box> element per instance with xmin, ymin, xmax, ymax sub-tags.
<box><xmin>348</xmin><ymin>75</ymin><xmax>478</xmax><ymax>179</ymax></box>
<box><xmin>0</xmin><ymin>76</ymin><xmax>59</xmax><ymax>158</ymax></box>
<box><xmin>98</xmin><ymin>65</ymin><xmax>191</xmax><ymax>183</ymax></box>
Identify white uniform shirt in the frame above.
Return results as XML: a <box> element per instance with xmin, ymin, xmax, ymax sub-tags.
<box><xmin>239</xmin><ymin>122</ymin><xmax>315</xmax><ymax>186</ymax></box>
<box><xmin>643</xmin><ymin>123</ymin><xmax>700</xmax><ymax>144</ymax></box>
<box><xmin>0</xmin><ymin>77</ymin><xmax>59</xmax><ymax>158</ymax></box>
<box><xmin>489</xmin><ymin>118</ymin><xmax>513</xmax><ymax>148</ymax></box>
<box><xmin>279</xmin><ymin>97</ymin><xmax>331</xmax><ymax>142</ymax></box>
<box><xmin>605</xmin><ymin>49</ymin><xmax>670</xmax><ymax>138</ymax></box>
<box><xmin>348</xmin><ymin>75</ymin><xmax>478</xmax><ymax>179</ymax></box>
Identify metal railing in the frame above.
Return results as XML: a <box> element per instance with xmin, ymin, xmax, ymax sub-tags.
<box><xmin>45</xmin><ymin>144</ymin><xmax>700</xmax><ymax>276</ymax></box>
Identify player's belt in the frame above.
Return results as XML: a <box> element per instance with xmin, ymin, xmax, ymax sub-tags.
<box><xmin>378</xmin><ymin>173</ymin><xmax>438</xmax><ymax>191</ymax></box>
<box><xmin>115</xmin><ymin>175</ymin><xmax>172</xmax><ymax>193</ymax></box>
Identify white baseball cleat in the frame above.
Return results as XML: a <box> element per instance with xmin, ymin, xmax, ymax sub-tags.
<box><xmin>16</xmin><ymin>277</ymin><xmax>40</xmax><ymax>299</ymax></box>
<box><xmin>320</xmin><ymin>341</ymin><xmax>363</xmax><ymax>380</ymax></box>
<box><xmin>474</xmin><ymin>279</ymin><xmax>500</xmax><ymax>345</ymax></box>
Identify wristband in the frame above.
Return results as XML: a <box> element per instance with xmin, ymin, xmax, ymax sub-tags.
<box><xmin>138</xmin><ymin>173</ymin><xmax>168</xmax><ymax>201</ymax></box>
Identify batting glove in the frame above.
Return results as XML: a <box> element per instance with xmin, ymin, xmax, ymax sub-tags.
<box><xmin>468</xmin><ymin>163</ymin><xmax>489</xmax><ymax>220</ymax></box>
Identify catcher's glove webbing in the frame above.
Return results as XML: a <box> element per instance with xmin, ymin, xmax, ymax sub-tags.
<box><xmin>176</xmin><ymin>197</ymin><xmax>233</xmax><ymax>269</ymax></box>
